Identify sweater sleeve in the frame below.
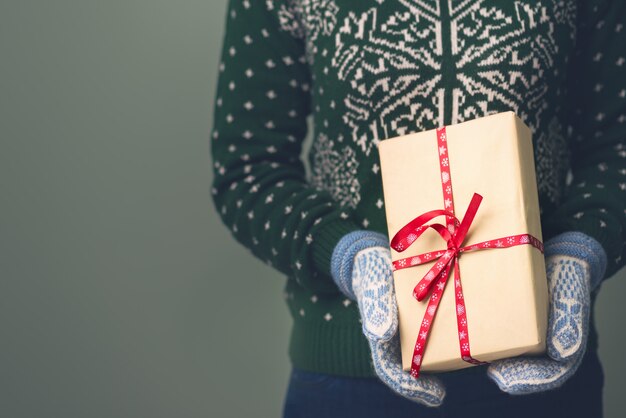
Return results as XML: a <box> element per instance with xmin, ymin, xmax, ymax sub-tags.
<box><xmin>542</xmin><ymin>0</ymin><xmax>626</xmax><ymax>280</ymax></box>
<box><xmin>210</xmin><ymin>0</ymin><xmax>361</xmax><ymax>293</ymax></box>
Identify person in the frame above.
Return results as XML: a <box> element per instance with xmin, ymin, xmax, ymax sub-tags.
<box><xmin>210</xmin><ymin>1</ymin><xmax>625</xmax><ymax>417</ymax></box>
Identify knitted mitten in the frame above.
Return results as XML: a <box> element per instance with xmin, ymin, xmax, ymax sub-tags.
<box><xmin>487</xmin><ymin>232</ymin><xmax>607</xmax><ymax>394</ymax></box>
<box><xmin>331</xmin><ymin>230</ymin><xmax>445</xmax><ymax>407</ymax></box>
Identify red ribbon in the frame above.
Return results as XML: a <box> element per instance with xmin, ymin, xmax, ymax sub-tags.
<box><xmin>390</xmin><ymin>127</ymin><xmax>544</xmax><ymax>378</ymax></box>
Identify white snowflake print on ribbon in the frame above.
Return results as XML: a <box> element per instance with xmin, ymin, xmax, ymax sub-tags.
<box><xmin>457</xmin><ymin>304</ymin><xmax>465</xmax><ymax>316</ymax></box>
<box><xmin>413</xmin><ymin>354</ymin><xmax>422</xmax><ymax>366</ymax></box>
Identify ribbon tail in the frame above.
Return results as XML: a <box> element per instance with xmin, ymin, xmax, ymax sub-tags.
<box><xmin>453</xmin><ymin>257</ymin><xmax>488</xmax><ymax>366</ymax></box>
<box><xmin>413</xmin><ymin>250</ymin><xmax>455</xmax><ymax>301</ymax></box>
<box><xmin>410</xmin><ymin>261</ymin><xmax>454</xmax><ymax>378</ymax></box>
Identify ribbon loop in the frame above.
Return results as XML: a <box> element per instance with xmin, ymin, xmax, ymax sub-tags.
<box><xmin>392</xmin><ymin>193</ymin><xmax>483</xmax><ymax>302</ymax></box>
<box><xmin>390</xmin><ymin>209</ymin><xmax>460</xmax><ymax>252</ymax></box>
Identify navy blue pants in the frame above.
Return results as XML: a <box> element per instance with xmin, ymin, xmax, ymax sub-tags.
<box><xmin>283</xmin><ymin>348</ymin><xmax>603</xmax><ymax>418</ymax></box>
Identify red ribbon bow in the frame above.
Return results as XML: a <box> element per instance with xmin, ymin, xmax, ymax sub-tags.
<box><xmin>389</xmin><ymin>127</ymin><xmax>543</xmax><ymax>378</ymax></box>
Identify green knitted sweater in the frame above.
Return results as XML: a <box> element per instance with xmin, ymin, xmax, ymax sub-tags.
<box><xmin>210</xmin><ymin>0</ymin><xmax>626</xmax><ymax>377</ymax></box>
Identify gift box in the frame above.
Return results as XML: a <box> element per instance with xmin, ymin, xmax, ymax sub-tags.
<box><xmin>377</xmin><ymin>111</ymin><xmax>548</xmax><ymax>375</ymax></box>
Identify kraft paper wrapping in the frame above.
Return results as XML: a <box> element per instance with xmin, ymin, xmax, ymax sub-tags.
<box><xmin>377</xmin><ymin>111</ymin><xmax>549</xmax><ymax>372</ymax></box>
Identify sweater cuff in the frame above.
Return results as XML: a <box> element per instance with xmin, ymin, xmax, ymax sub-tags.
<box><xmin>311</xmin><ymin>218</ymin><xmax>362</xmax><ymax>280</ymax></box>
<box><xmin>542</xmin><ymin>211</ymin><xmax>622</xmax><ymax>279</ymax></box>
<box><xmin>330</xmin><ymin>230</ymin><xmax>390</xmax><ymax>300</ymax></box>
<box><xmin>544</xmin><ymin>231</ymin><xmax>608</xmax><ymax>291</ymax></box>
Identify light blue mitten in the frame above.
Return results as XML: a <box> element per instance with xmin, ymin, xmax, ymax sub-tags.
<box><xmin>331</xmin><ymin>230</ymin><xmax>446</xmax><ymax>407</ymax></box>
<box><xmin>487</xmin><ymin>231</ymin><xmax>607</xmax><ymax>394</ymax></box>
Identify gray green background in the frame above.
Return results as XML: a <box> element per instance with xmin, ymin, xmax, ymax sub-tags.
<box><xmin>1</xmin><ymin>1</ymin><xmax>624</xmax><ymax>417</ymax></box>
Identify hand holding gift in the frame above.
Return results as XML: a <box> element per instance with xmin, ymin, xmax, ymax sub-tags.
<box><xmin>331</xmin><ymin>230</ymin><xmax>446</xmax><ymax>407</ymax></box>
<box><xmin>331</xmin><ymin>112</ymin><xmax>608</xmax><ymax>405</ymax></box>
<box><xmin>487</xmin><ymin>231</ymin><xmax>607</xmax><ymax>394</ymax></box>
<box><xmin>376</xmin><ymin>111</ymin><xmax>610</xmax><ymax>396</ymax></box>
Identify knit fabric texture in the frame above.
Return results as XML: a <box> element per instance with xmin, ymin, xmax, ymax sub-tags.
<box><xmin>210</xmin><ymin>0</ymin><xmax>626</xmax><ymax>377</ymax></box>
<box><xmin>544</xmin><ymin>231</ymin><xmax>608</xmax><ymax>290</ymax></box>
<box><xmin>342</xmin><ymin>245</ymin><xmax>398</xmax><ymax>342</ymax></box>
<box><xmin>330</xmin><ymin>230</ymin><xmax>389</xmax><ymax>300</ymax></box>
<box><xmin>331</xmin><ymin>236</ymin><xmax>447</xmax><ymax>405</ymax></box>
<box><xmin>487</xmin><ymin>253</ymin><xmax>593</xmax><ymax>394</ymax></box>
